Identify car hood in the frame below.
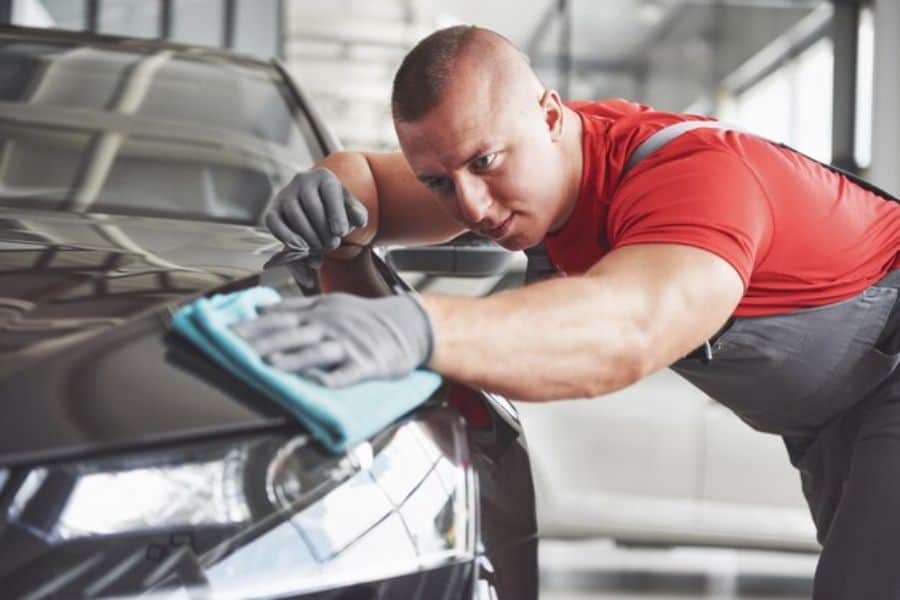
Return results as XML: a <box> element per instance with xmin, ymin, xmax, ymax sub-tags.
<box><xmin>0</xmin><ymin>206</ymin><xmax>307</xmax><ymax>464</ymax></box>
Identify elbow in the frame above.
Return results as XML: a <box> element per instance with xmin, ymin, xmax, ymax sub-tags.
<box><xmin>622</xmin><ymin>345</ymin><xmax>654</xmax><ymax>388</ymax></box>
<box><xmin>579</xmin><ymin>323</ymin><xmax>653</xmax><ymax>398</ymax></box>
<box><xmin>622</xmin><ymin>315</ymin><xmax>656</xmax><ymax>383</ymax></box>
<box><xmin>579</xmin><ymin>359</ymin><xmax>646</xmax><ymax>399</ymax></box>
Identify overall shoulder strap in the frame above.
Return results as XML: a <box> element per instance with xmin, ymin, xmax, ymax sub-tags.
<box><xmin>622</xmin><ymin>120</ymin><xmax>900</xmax><ymax>204</ymax></box>
<box><xmin>622</xmin><ymin>120</ymin><xmax>739</xmax><ymax>178</ymax></box>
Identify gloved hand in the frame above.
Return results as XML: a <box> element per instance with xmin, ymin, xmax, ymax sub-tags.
<box><xmin>264</xmin><ymin>167</ymin><xmax>369</xmax><ymax>255</ymax></box>
<box><xmin>230</xmin><ymin>292</ymin><xmax>434</xmax><ymax>388</ymax></box>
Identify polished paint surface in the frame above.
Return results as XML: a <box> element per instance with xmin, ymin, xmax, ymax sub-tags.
<box><xmin>0</xmin><ymin>207</ymin><xmax>295</xmax><ymax>464</ymax></box>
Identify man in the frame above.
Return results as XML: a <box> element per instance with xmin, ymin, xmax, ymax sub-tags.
<box><xmin>234</xmin><ymin>26</ymin><xmax>900</xmax><ymax>598</ymax></box>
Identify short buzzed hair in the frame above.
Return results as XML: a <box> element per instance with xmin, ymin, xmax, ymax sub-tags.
<box><xmin>391</xmin><ymin>25</ymin><xmax>480</xmax><ymax>123</ymax></box>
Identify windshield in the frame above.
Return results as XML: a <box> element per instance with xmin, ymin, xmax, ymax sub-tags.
<box><xmin>0</xmin><ymin>38</ymin><xmax>321</xmax><ymax>224</ymax></box>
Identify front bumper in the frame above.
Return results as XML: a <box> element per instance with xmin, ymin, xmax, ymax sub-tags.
<box><xmin>0</xmin><ymin>390</ymin><xmax>538</xmax><ymax>599</ymax></box>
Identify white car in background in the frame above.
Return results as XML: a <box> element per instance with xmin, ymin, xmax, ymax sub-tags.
<box><xmin>395</xmin><ymin>243</ymin><xmax>819</xmax><ymax>554</ymax></box>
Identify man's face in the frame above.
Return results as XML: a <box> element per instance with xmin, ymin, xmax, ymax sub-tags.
<box><xmin>395</xmin><ymin>74</ymin><xmax>566</xmax><ymax>251</ymax></box>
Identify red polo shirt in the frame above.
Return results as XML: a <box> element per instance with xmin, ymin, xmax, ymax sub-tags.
<box><xmin>543</xmin><ymin>99</ymin><xmax>900</xmax><ymax>317</ymax></box>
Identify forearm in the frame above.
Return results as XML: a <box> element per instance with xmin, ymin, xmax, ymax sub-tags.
<box><xmin>419</xmin><ymin>276</ymin><xmax>651</xmax><ymax>402</ymax></box>
<box><xmin>316</xmin><ymin>151</ymin><xmax>380</xmax><ymax>257</ymax></box>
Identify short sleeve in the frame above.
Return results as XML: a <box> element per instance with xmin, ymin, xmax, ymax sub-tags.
<box><xmin>607</xmin><ymin>150</ymin><xmax>773</xmax><ymax>288</ymax></box>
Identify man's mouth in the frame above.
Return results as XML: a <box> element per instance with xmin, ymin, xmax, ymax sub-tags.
<box><xmin>484</xmin><ymin>214</ymin><xmax>514</xmax><ymax>238</ymax></box>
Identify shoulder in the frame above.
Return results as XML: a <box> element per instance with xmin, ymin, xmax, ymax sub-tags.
<box><xmin>564</xmin><ymin>98</ymin><xmax>654</xmax><ymax>119</ymax></box>
<box><xmin>571</xmin><ymin>99</ymin><xmax>726</xmax><ymax>186</ymax></box>
<box><xmin>615</xmin><ymin>147</ymin><xmax>766</xmax><ymax>209</ymax></box>
<box><xmin>607</xmin><ymin>148</ymin><xmax>773</xmax><ymax>256</ymax></box>
<box><xmin>618</xmin><ymin>129</ymin><xmax>765</xmax><ymax>191</ymax></box>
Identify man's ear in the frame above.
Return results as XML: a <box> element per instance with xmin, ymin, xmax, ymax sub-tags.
<box><xmin>539</xmin><ymin>89</ymin><xmax>564</xmax><ymax>142</ymax></box>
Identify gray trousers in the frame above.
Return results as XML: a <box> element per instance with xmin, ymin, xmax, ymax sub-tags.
<box><xmin>673</xmin><ymin>269</ymin><xmax>900</xmax><ymax>599</ymax></box>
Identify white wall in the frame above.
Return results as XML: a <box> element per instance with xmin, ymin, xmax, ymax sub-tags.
<box><xmin>870</xmin><ymin>0</ymin><xmax>900</xmax><ymax>196</ymax></box>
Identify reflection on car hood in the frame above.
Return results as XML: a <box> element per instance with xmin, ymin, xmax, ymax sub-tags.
<box><xmin>0</xmin><ymin>206</ymin><xmax>301</xmax><ymax>464</ymax></box>
<box><xmin>0</xmin><ymin>206</ymin><xmax>280</xmax><ymax>358</ymax></box>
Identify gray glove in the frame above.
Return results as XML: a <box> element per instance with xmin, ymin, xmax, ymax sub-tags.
<box><xmin>265</xmin><ymin>167</ymin><xmax>368</xmax><ymax>254</ymax></box>
<box><xmin>230</xmin><ymin>292</ymin><xmax>434</xmax><ymax>387</ymax></box>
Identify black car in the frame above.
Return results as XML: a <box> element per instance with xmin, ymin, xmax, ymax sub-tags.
<box><xmin>0</xmin><ymin>25</ymin><xmax>537</xmax><ymax>599</ymax></box>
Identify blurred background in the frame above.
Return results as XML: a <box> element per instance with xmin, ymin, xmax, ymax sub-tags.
<box><xmin>4</xmin><ymin>1</ymin><xmax>898</xmax><ymax>597</ymax></box>
<box><xmin>5</xmin><ymin>0</ymin><xmax>896</xmax><ymax>191</ymax></box>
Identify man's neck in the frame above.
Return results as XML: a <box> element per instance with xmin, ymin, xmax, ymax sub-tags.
<box><xmin>548</xmin><ymin>105</ymin><xmax>584</xmax><ymax>234</ymax></box>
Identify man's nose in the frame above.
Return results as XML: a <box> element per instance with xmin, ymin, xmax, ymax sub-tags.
<box><xmin>453</xmin><ymin>175</ymin><xmax>492</xmax><ymax>225</ymax></box>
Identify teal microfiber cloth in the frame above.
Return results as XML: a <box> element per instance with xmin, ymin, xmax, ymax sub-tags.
<box><xmin>171</xmin><ymin>286</ymin><xmax>442</xmax><ymax>454</ymax></box>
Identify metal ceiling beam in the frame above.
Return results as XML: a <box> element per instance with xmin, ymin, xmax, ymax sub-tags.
<box><xmin>160</xmin><ymin>0</ymin><xmax>172</xmax><ymax>40</ymax></box>
<box><xmin>277</xmin><ymin>0</ymin><xmax>287</xmax><ymax>60</ymax></box>
<box><xmin>223</xmin><ymin>0</ymin><xmax>236</xmax><ymax>49</ymax></box>
<box><xmin>830</xmin><ymin>0</ymin><xmax>862</xmax><ymax>172</ymax></box>
<box><xmin>530</xmin><ymin>55</ymin><xmax>631</xmax><ymax>73</ymax></box>
<box><xmin>529</xmin><ymin>2</ymin><xmax>688</xmax><ymax>80</ymax></box>
<box><xmin>629</xmin><ymin>4</ymin><xmax>694</xmax><ymax>75</ymax></box>
<box><xmin>525</xmin><ymin>0</ymin><xmax>560</xmax><ymax>57</ymax></box>
<box><xmin>285</xmin><ymin>49</ymin><xmax>405</xmax><ymax>66</ymax></box>
<box><xmin>683</xmin><ymin>0</ymin><xmax>824</xmax><ymax>6</ymax></box>
<box><xmin>87</xmin><ymin>0</ymin><xmax>99</xmax><ymax>32</ymax></box>
<box><xmin>720</xmin><ymin>2</ymin><xmax>834</xmax><ymax>95</ymax></box>
<box><xmin>285</xmin><ymin>22</ymin><xmax>427</xmax><ymax>49</ymax></box>
<box><xmin>0</xmin><ymin>1</ymin><xmax>12</xmax><ymax>24</ymax></box>
<box><xmin>557</xmin><ymin>0</ymin><xmax>572</xmax><ymax>99</ymax></box>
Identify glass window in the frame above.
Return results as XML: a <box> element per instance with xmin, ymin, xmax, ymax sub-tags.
<box><xmin>791</xmin><ymin>38</ymin><xmax>833</xmax><ymax>163</ymax></box>
<box><xmin>234</xmin><ymin>0</ymin><xmax>279</xmax><ymax>59</ymax></box>
<box><xmin>13</xmin><ymin>0</ymin><xmax>86</xmax><ymax>29</ymax></box>
<box><xmin>98</xmin><ymin>0</ymin><xmax>160</xmax><ymax>39</ymax></box>
<box><xmin>719</xmin><ymin>37</ymin><xmax>833</xmax><ymax>163</ymax></box>
<box><xmin>171</xmin><ymin>0</ymin><xmax>224</xmax><ymax>48</ymax></box>
<box><xmin>854</xmin><ymin>6</ymin><xmax>873</xmax><ymax>169</ymax></box>
<box><xmin>722</xmin><ymin>67</ymin><xmax>793</xmax><ymax>147</ymax></box>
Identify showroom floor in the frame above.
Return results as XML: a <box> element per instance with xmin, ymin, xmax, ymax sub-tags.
<box><xmin>538</xmin><ymin>539</ymin><xmax>817</xmax><ymax>599</ymax></box>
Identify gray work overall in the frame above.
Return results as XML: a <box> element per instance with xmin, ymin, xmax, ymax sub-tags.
<box><xmin>527</xmin><ymin>121</ymin><xmax>900</xmax><ymax>599</ymax></box>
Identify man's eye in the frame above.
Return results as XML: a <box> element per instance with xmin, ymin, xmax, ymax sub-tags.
<box><xmin>426</xmin><ymin>178</ymin><xmax>451</xmax><ymax>192</ymax></box>
<box><xmin>472</xmin><ymin>153</ymin><xmax>497</xmax><ymax>170</ymax></box>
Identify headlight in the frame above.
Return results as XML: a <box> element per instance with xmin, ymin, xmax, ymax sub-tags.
<box><xmin>10</xmin><ymin>449</ymin><xmax>252</xmax><ymax>540</ymax></box>
<box><xmin>0</xmin><ymin>409</ymin><xmax>476</xmax><ymax>599</ymax></box>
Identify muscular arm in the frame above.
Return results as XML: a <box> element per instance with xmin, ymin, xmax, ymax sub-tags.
<box><xmin>419</xmin><ymin>243</ymin><xmax>745</xmax><ymax>402</ymax></box>
<box><xmin>316</xmin><ymin>151</ymin><xmax>467</xmax><ymax>261</ymax></box>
